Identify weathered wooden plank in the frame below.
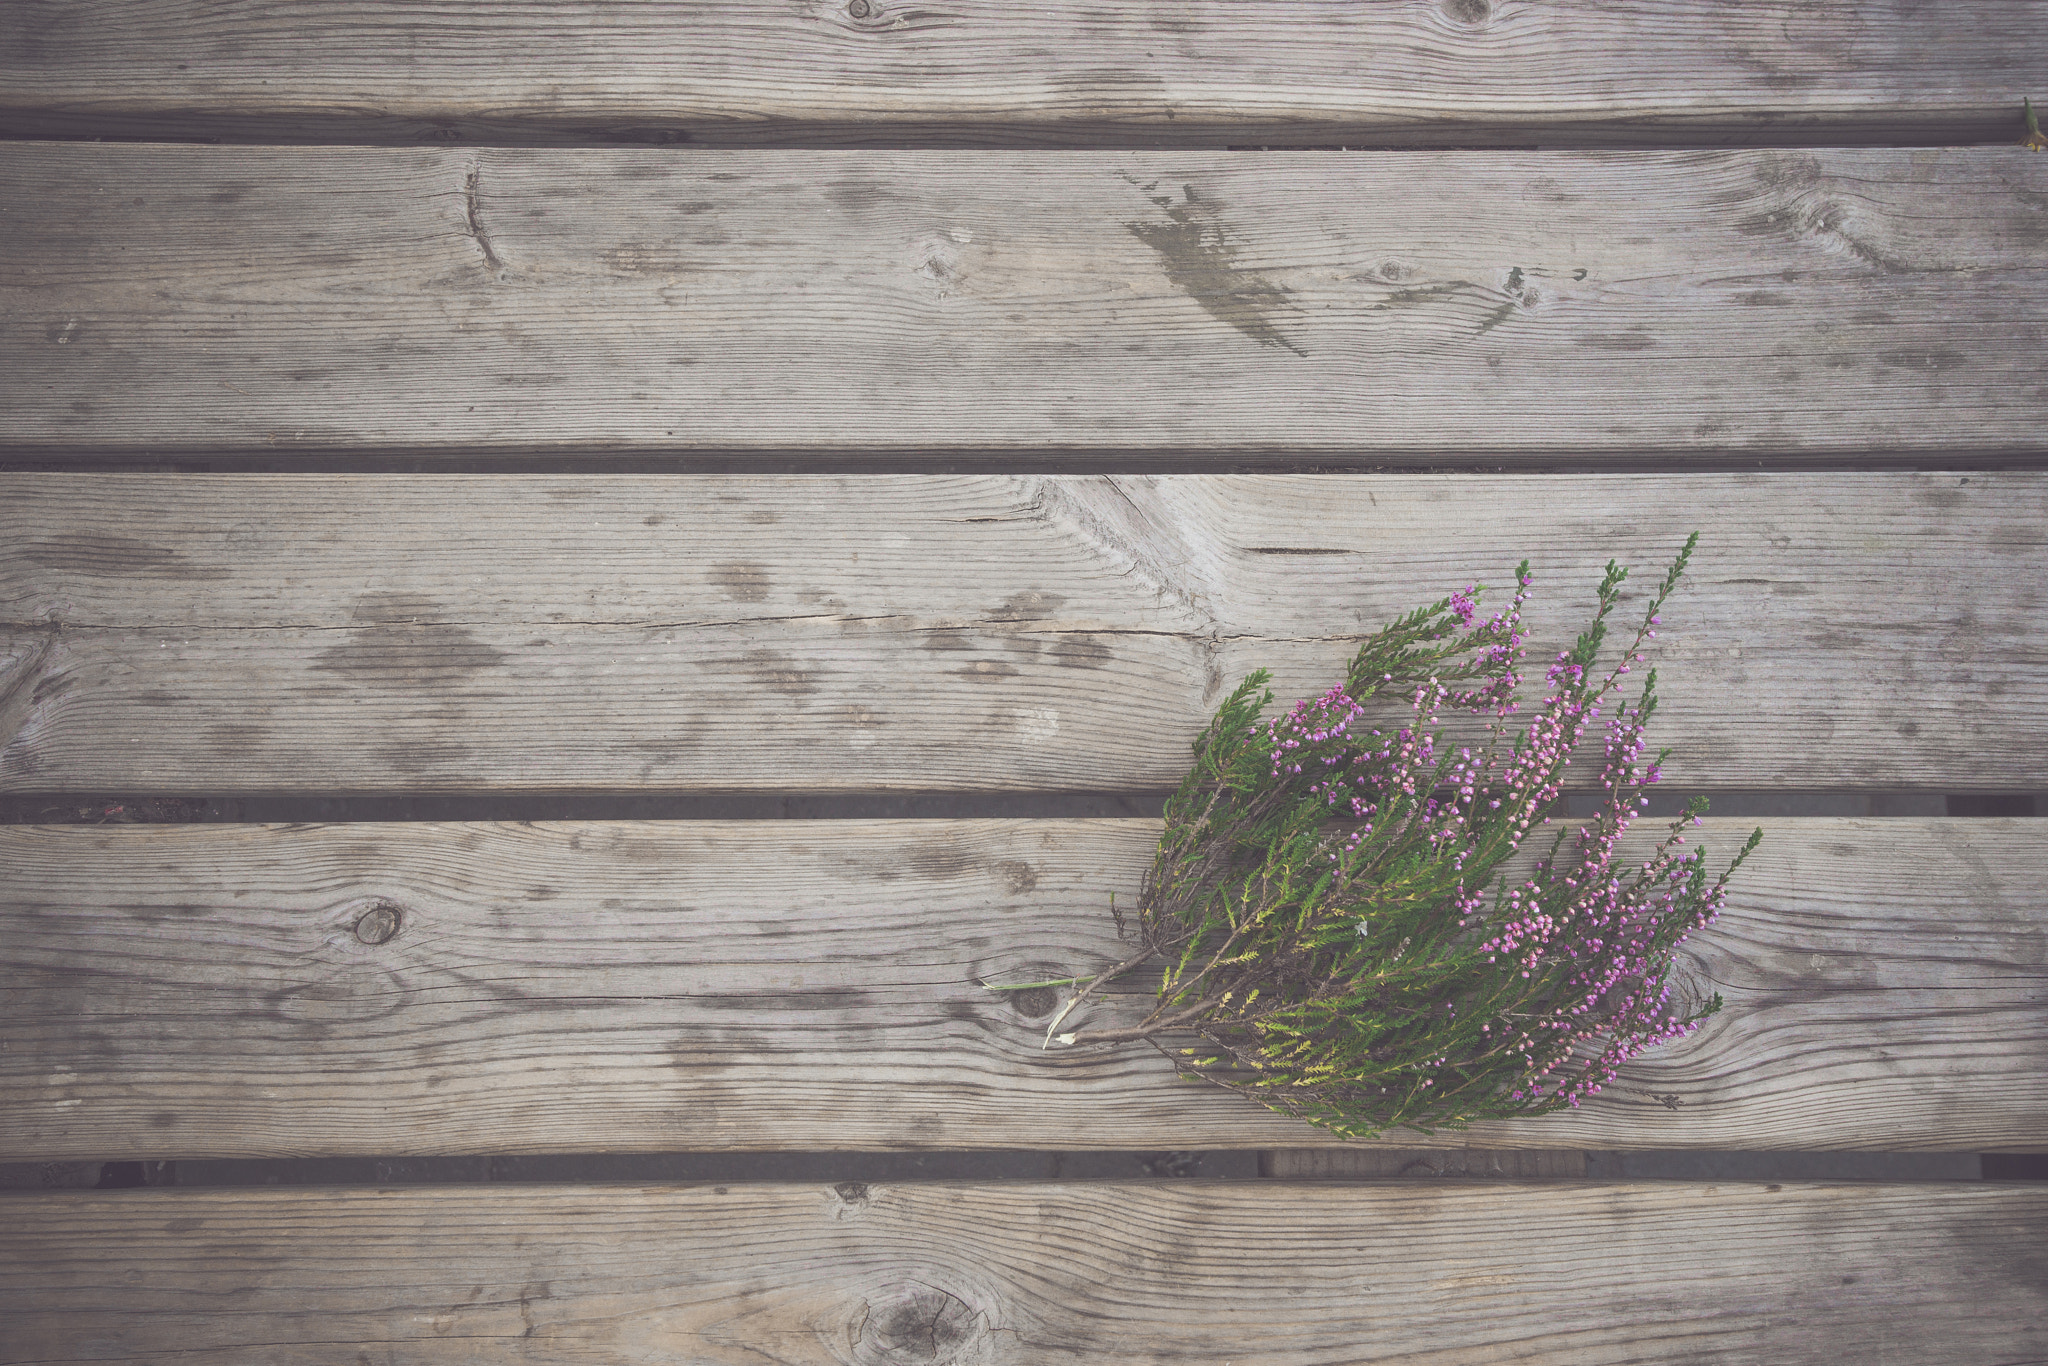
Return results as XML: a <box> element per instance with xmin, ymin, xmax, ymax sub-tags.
<box><xmin>4</xmin><ymin>1182</ymin><xmax>2043</xmax><ymax>1364</ymax></box>
<box><xmin>4</xmin><ymin>472</ymin><xmax>2041</xmax><ymax>792</ymax></box>
<box><xmin>2</xmin><ymin>817</ymin><xmax>2041</xmax><ymax>1158</ymax></box>
<box><xmin>5</xmin><ymin>145</ymin><xmax>2045</xmax><ymax>457</ymax></box>
<box><xmin>2</xmin><ymin>1</ymin><xmax>2040</xmax><ymax>149</ymax></box>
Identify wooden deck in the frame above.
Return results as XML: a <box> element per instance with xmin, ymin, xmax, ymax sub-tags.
<box><xmin>2</xmin><ymin>5</ymin><xmax>2045</xmax><ymax>1362</ymax></box>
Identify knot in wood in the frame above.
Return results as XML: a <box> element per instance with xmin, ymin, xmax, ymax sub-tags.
<box><xmin>856</xmin><ymin>1284</ymin><xmax>984</xmax><ymax>1366</ymax></box>
<box><xmin>849</xmin><ymin>0</ymin><xmax>872</xmax><ymax>16</ymax></box>
<box><xmin>353</xmin><ymin>903</ymin><xmax>402</xmax><ymax>946</ymax></box>
<box><xmin>1010</xmin><ymin>986</ymin><xmax>1058</xmax><ymax>1019</ymax></box>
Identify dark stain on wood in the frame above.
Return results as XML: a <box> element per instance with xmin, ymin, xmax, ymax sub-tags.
<box><xmin>1049</xmin><ymin>638</ymin><xmax>1111</xmax><ymax>669</ymax></box>
<box><xmin>988</xmin><ymin>590</ymin><xmax>1066</xmax><ymax>622</ymax></box>
<box><xmin>994</xmin><ymin>859</ymin><xmax>1038</xmax><ymax>893</ymax></box>
<box><xmin>669</xmin><ymin>1033</ymin><xmax>739</xmax><ymax>1075</ymax></box>
<box><xmin>1576</xmin><ymin>332</ymin><xmax>1656</xmax><ymax>350</ymax></box>
<box><xmin>695</xmin><ymin>989</ymin><xmax>869</xmax><ymax>1012</ymax></box>
<box><xmin>1988</xmin><ymin>521</ymin><xmax>2043</xmax><ymax>553</ymax></box>
<box><xmin>711</xmin><ymin>562</ymin><xmax>771</xmax><ymax>602</ymax></box>
<box><xmin>311</xmin><ymin>592</ymin><xmax>507</xmax><ymax>687</ymax></box>
<box><xmin>1126</xmin><ymin>181</ymin><xmax>1304</xmax><ymax>356</ymax></box>
<box><xmin>1521</xmin><ymin>176</ymin><xmax>1581</xmax><ymax>205</ymax></box>
<box><xmin>602</xmin><ymin>239</ymin><xmax>707</xmax><ymax>275</ymax></box>
<box><xmin>374</xmin><ymin>736</ymin><xmax>476</xmax><ymax>776</ymax></box>
<box><xmin>1736</xmin><ymin>207</ymin><xmax>1800</xmax><ymax>238</ymax></box>
<box><xmin>0</xmin><ymin>635</ymin><xmax>60</xmax><ymax>757</ymax></box>
<box><xmin>1751</xmin><ymin>151</ymin><xmax>1827</xmax><ymax>191</ymax></box>
<box><xmin>1474</xmin><ymin>266</ymin><xmax>1538</xmax><ymax>336</ymax></box>
<box><xmin>1879</xmin><ymin>348</ymin><xmax>1967</xmax><ymax>373</ymax></box>
<box><xmin>205</xmin><ymin>724</ymin><xmax>265</xmax><ymax>752</ymax></box>
<box><xmin>743</xmin><ymin>649</ymin><xmax>818</xmax><ymax>697</ymax></box>
<box><xmin>1377</xmin><ymin>280</ymin><xmax>1474</xmax><ymax>309</ymax></box>
<box><xmin>263</xmin><ymin>961</ymin><xmax>414</xmax><ymax>1028</ymax></box>
<box><xmin>823</xmin><ymin>178</ymin><xmax>904</xmax><ymax>214</ymax></box>
<box><xmin>20</xmin><ymin>535</ymin><xmax>230</xmax><ymax>581</ymax></box>
<box><xmin>909</xmin><ymin>843</ymin><xmax>973</xmax><ymax>880</ymax></box>
<box><xmin>1952</xmin><ymin>1204</ymin><xmax>2048</xmax><ymax>1308</ymax></box>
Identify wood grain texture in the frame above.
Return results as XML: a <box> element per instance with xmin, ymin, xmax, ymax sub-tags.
<box><xmin>1</xmin><ymin>1</ymin><xmax>2040</xmax><ymax>148</ymax></box>
<box><xmin>4</xmin><ymin>1182</ymin><xmax>2044</xmax><ymax>1364</ymax></box>
<box><xmin>3</xmin><ymin>817</ymin><xmax>2042</xmax><ymax>1158</ymax></box>
<box><xmin>4</xmin><ymin>472</ymin><xmax>2042</xmax><ymax>793</ymax></box>
<box><xmin>5</xmin><ymin>145</ymin><xmax>2046</xmax><ymax>456</ymax></box>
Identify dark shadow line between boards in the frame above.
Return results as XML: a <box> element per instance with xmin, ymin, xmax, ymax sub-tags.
<box><xmin>6</xmin><ymin>1149</ymin><xmax>2023</xmax><ymax>1193</ymax></box>
<box><xmin>6</xmin><ymin>449</ymin><xmax>2048</xmax><ymax>476</ymax></box>
<box><xmin>0</xmin><ymin>791</ymin><xmax>2035</xmax><ymax>825</ymax></box>
<box><xmin>0</xmin><ymin>122</ymin><xmax>2033</xmax><ymax>153</ymax></box>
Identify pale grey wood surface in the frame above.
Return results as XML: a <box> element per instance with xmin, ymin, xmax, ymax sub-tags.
<box><xmin>4</xmin><ymin>472</ymin><xmax>2041</xmax><ymax>792</ymax></box>
<box><xmin>4</xmin><ymin>1182</ymin><xmax>2043</xmax><ymax>1364</ymax></box>
<box><xmin>5</xmin><ymin>146</ymin><xmax>2045</xmax><ymax>456</ymax></box>
<box><xmin>1</xmin><ymin>1</ymin><xmax>2039</xmax><ymax>148</ymax></box>
<box><xmin>3</xmin><ymin>817</ymin><xmax>2041</xmax><ymax>1158</ymax></box>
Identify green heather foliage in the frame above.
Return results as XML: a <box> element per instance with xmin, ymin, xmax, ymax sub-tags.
<box><xmin>999</xmin><ymin>536</ymin><xmax>1760</xmax><ymax>1139</ymax></box>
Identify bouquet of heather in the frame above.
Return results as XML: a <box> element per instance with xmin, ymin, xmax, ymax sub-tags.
<box><xmin>995</xmin><ymin>533</ymin><xmax>1760</xmax><ymax>1140</ymax></box>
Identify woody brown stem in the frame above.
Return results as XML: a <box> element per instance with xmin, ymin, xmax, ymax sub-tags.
<box><xmin>1036</xmin><ymin>946</ymin><xmax>1160</xmax><ymax>1046</ymax></box>
<box><xmin>1060</xmin><ymin>998</ymin><xmax>1219</xmax><ymax>1047</ymax></box>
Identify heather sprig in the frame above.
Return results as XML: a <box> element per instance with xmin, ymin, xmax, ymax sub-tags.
<box><xmin>991</xmin><ymin>534</ymin><xmax>1760</xmax><ymax>1140</ymax></box>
